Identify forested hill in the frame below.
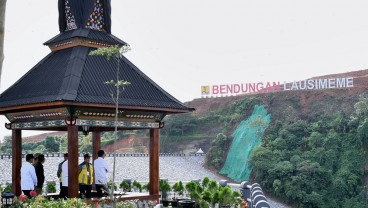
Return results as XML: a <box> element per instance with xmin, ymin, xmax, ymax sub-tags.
<box><xmin>162</xmin><ymin>69</ymin><xmax>368</xmax><ymax>207</ymax></box>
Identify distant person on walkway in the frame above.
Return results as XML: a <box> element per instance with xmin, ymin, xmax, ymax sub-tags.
<box><xmin>57</xmin><ymin>153</ymin><xmax>68</xmax><ymax>194</ymax></box>
<box><xmin>33</xmin><ymin>153</ymin><xmax>41</xmax><ymax>166</ymax></box>
<box><xmin>79</xmin><ymin>154</ymin><xmax>93</xmax><ymax>198</ymax></box>
<box><xmin>60</xmin><ymin>159</ymin><xmax>68</xmax><ymax>199</ymax></box>
<box><xmin>34</xmin><ymin>154</ymin><xmax>45</xmax><ymax>195</ymax></box>
<box><xmin>94</xmin><ymin>150</ymin><xmax>110</xmax><ymax>197</ymax></box>
<box><xmin>21</xmin><ymin>154</ymin><xmax>37</xmax><ymax>198</ymax></box>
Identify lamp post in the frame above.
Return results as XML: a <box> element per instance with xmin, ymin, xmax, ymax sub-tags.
<box><xmin>82</xmin><ymin>125</ymin><xmax>90</xmax><ymax>136</ymax></box>
<box><xmin>1</xmin><ymin>190</ymin><xmax>14</xmax><ymax>207</ymax></box>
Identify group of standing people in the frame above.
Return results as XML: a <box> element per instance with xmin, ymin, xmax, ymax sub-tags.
<box><xmin>58</xmin><ymin>149</ymin><xmax>110</xmax><ymax>199</ymax></box>
<box><xmin>20</xmin><ymin>149</ymin><xmax>110</xmax><ymax>199</ymax></box>
<box><xmin>20</xmin><ymin>153</ymin><xmax>45</xmax><ymax>198</ymax></box>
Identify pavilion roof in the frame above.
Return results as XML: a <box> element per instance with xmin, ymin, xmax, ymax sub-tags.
<box><xmin>0</xmin><ymin>46</ymin><xmax>193</xmax><ymax>113</ymax></box>
<box><xmin>0</xmin><ymin>0</ymin><xmax>193</xmax><ymax>114</ymax></box>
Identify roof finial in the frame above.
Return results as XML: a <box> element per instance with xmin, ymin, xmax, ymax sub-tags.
<box><xmin>58</xmin><ymin>0</ymin><xmax>111</xmax><ymax>33</ymax></box>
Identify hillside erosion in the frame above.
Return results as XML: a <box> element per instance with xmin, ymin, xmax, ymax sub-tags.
<box><xmin>186</xmin><ymin>69</ymin><xmax>368</xmax><ymax>119</ymax></box>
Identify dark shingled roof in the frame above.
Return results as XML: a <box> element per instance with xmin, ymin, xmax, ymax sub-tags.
<box><xmin>0</xmin><ymin>46</ymin><xmax>193</xmax><ymax>112</ymax></box>
<box><xmin>1</xmin><ymin>0</ymin><xmax>193</xmax><ymax>113</ymax></box>
<box><xmin>44</xmin><ymin>28</ymin><xmax>126</xmax><ymax>46</ymax></box>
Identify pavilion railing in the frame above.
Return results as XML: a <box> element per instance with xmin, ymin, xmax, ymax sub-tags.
<box><xmin>0</xmin><ymin>153</ymin><xmax>206</xmax><ymax>159</ymax></box>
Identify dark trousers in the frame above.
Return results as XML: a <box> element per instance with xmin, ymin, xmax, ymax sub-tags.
<box><xmin>59</xmin><ymin>186</ymin><xmax>68</xmax><ymax>199</ymax></box>
<box><xmin>96</xmin><ymin>184</ymin><xmax>109</xmax><ymax>198</ymax></box>
<box><xmin>35</xmin><ymin>186</ymin><xmax>42</xmax><ymax>195</ymax></box>
<box><xmin>59</xmin><ymin>182</ymin><xmax>64</xmax><ymax>198</ymax></box>
<box><xmin>22</xmin><ymin>190</ymin><xmax>31</xmax><ymax>198</ymax></box>
<box><xmin>79</xmin><ymin>184</ymin><xmax>92</xmax><ymax>198</ymax></box>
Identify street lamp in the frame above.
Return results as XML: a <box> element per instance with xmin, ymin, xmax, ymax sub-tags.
<box><xmin>1</xmin><ymin>190</ymin><xmax>14</xmax><ymax>207</ymax></box>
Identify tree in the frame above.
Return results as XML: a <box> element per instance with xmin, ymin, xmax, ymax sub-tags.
<box><xmin>80</xmin><ymin>135</ymin><xmax>92</xmax><ymax>153</ymax></box>
<box><xmin>354</xmin><ymin>95</ymin><xmax>368</xmax><ymax>117</ymax></box>
<box><xmin>206</xmin><ymin>133</ymin><xmax>230</xmax><ymax>168</ymax></box>
<box><xmin>0</xmin><ymin>135</ymin><xmax>11</xmax><ymax>154</ymax></box>
<box><xmin>248</xmin><ymin>97</ymin><xmax>368</xmax><ymax>207</ymax></box>
<box><xmin>44</xmin><ymin>136</ymin><xmax>60</xmax><ymax>153</ymax></box>
<box><xmin>0</xmin><ymin>0</ymin><xmax>6</xmax><ymax>84</ymax></box>
<box><xmin>89</xmin><ymin>45</ymin><xmax>130</xmax><ymax>203</ymax></box>
<box><xmin>33</xmin><ymin>145</ymin><xmax>46</xmax><ymax>153</ymax></box>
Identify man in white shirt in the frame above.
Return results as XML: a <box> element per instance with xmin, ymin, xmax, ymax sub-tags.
<box><xmin>60</xmin><ymin>160</ymin><xmax>68</xmax><ymax>199</ymax></box>
<box><xmin>94</xmin><ymin>150</ymin><xmax>110</xmax><ymax>197</ymax></box>
<box><xmin>57</xmin><ymin>153</ymin><xmax>68</xmax><ymax>197</ymax></box>
<box><xmin>21</xmin><ymin>154</ymin><xmax>37</xmax><ymax>198</ymax></box>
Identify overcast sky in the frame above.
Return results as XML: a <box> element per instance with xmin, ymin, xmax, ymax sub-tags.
<box><xmin>2</xmin><ymin>0</ymin><xmax>368</xmax><ymax>139</ymax></box>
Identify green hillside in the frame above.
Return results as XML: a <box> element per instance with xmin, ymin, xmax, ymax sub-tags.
<box><xmin>161</xmin><ymin>71</ymin><xmax>368</xmax><ymax>207</ymax></box>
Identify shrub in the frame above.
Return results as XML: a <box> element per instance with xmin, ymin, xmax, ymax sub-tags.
<box><xmin>202</xmin><ymin>177</ymin><xmax>210</xmax><ymax>189</ymax></box>
<box><xmin>132</xmin><ymin>180</ymin><xmax>142</xmax><ymax>192</ymax></box>
<box><xmin>3</xmin><ymin>185</ymin><xmax>11</xmax><ymax>193</ymax></box>
<box><xmin>142</xmin><ymin>182</ymin><xmax>150</xmax><ymax>192</ymax></box>
<box><xmin>172</xmin><ymin>181</ymin><xmax>184</xmax><ymax>198</ymax></box>
<box><xmin>13</xmin><ymin>196</ymin><xmax>92</xmax><ymax>208</ymax></box>
<box><xmin>116</xmin><ymin>200</ymin><xmax>137</xmax><ymax>208</ymax></box>
<box><xmin>47</xmin><ymin>182</ymin><xmax>56</xmax><ymax>193</ymax></box>
<box><xmin>159</xmin><ymin>179</ymin><xmax>171</xmax><ymax>200</ymax></box>
<box><xmin>119</xmin><ymin>181</ymin><xmax>130</xmax><ymax>192</ymax></box>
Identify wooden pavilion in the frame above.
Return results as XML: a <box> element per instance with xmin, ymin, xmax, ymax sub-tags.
<box><xmin>0</xmin><ymin>0</ymin><xmax>193</xmax><ymax>199</ymax></box>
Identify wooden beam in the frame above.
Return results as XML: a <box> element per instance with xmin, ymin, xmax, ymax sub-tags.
<box><xmin>0</xmin><ymin>100</ymin><xmax>193</xmax><ymax>115</ymax></box>
<box><xmin>92</xmin><ymin>131</ymin><xmax>101</xmax><ymax>161</ymax></box>
<box><xmin>6</xmin><ymin>126</ymin><xmax>163</xmax><ymax>132</ymax></box>
<box><xmin>149</xmin><ymin>129</ymin><xmax>160</xmax><ymax>198</ymax></box>
<box><xmin>12</xmin><ymin>129</ymin><xmax>22</xmax><ymax>196</ymax></box>
<box><xmin>67</xmin><ymin>125</ymin><xmax>79</xmax><ymax>198</ymax></box>
<box><xmin>0</xmin><ymin>101</ymin><xmax>67</xmax><ymax>113</ymax></box>
<box><xmin>48</xmin><ymin>37</ymin><xmax>115</xmax><ymax>51</ymax></box>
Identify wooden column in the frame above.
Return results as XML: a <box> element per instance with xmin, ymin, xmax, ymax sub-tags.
<box><xmin>92</xmin><ymin>131</ymin><xmax>101</xmax><ymax>161</ymax></box>
<box><xmin>149</xmin><ymin>129</ymin><xmax>160</xmax><ymax>197</ymax></box>
<box><xmin>92</xmin><ymin>131</ymin><xmax>101</xmax><ymax>190</ymax></box>
<box><xmin>68</xmin><ymin>125</ymin><xmax>79</xmax><ymax>198</ymax></box>
<box><xmin>12</xmin><ymin>129</ymin><xmax>22</xmax><ymax>196</ymax></box>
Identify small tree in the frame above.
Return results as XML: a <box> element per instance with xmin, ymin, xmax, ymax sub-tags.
<box><xmin>142</xmin><ymin>182</ymin><xmax>150</xmax><ymax>192</ymax></box>
<box><xmin>212</xmin><ymin>191</ymin><xmax>220</xmax><ymax>206</ymax></box>
<box><xmin>207</xmin><ymin>180</ymin><xmax>218</xmax><ymax>193</ymax></box>
<box><xmin>119</xmin><ymin>181</ymin><xmax>130</xmax><ymax>192</ymax></box>
<box><xmin>202</xmin><ymin>177</ymin><xmax>210</xmax><ymax>189</ymax></box>
<box><xmin>172</xmin><ymin>181</ymin><xmax>185</xmax><ymax>199</ymax></box>
<box><xmin>89</xmin><ymin>45</ymin><xmax>131</xmax><ymax>202</ymax></box>
<box><xmin>202</xmin><ymin>190</ymin><xmax>212</xmax><ymax>204</ymax></box>
<box><xmin>159</xmin><ymin>179</ymin><xmax>171</xmax><ymax>200</ymax></box>
<box><xmin>132</xmin><ymin>180</ymin><xmax>142</xmax><ymax>192</ymax></box>
<box><xmin>219</xmin><ymin>186</ymin><xmax>233</xmax><ymax>207</ymax></box>
<box><xmin>185</xmin><ymin>181</ymin><xmax>202</xmax><ymax>203</ymax></box>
